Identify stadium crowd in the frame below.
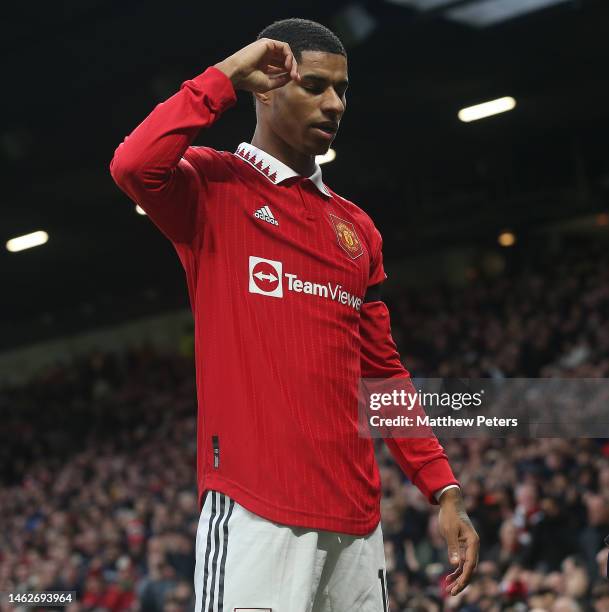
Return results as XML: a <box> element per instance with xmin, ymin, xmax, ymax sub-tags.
<box><xmin>1</xmin><ymin>237</ymin><xmax>608</xmax><ymax>611</ymax></box>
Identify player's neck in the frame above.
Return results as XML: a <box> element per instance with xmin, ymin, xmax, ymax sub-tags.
<box><xmin>250</xmin><ymin>126</ymin><xmax>315</xmax><ymax>178</ymax></box>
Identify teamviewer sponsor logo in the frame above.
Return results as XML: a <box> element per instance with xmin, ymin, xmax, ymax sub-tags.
<box><xmin>248</xmin><ymin>256</ymin><xmax>363</xmax><ymax>311</ymax></box>
<box><xmin>249</xmin><ymin>256</ymin><xmax>283</xmax><ymax>298</ymax></box>
<box><xmin>285</xmin><ymin>273</ymin><xmax>363</xmax><ymax>311</ymax></box>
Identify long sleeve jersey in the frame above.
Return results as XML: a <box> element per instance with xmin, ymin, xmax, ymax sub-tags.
<box><xmin>109</xmin><ymin>65</ymin><xmax>459</xmax><ymax>535</ymax></box>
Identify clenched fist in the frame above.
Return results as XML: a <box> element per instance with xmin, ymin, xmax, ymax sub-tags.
<box><xmin>214</xmin><ymin>38</ymin><xmax>301</xmax><ymax>93</ymax></box>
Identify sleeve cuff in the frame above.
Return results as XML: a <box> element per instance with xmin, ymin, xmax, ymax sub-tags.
<box><xmin>434</xmin><ymin>484</ymin><xmax>461</xmax><ymax>502</ymax></box>
<box><xmin>412</xmin><ymin>456</ymin><xmax>460</xmax><ymax>505</ymax></box>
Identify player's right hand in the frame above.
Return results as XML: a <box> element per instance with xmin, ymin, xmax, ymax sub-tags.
<box><xmin>214</xmin><ymin>38</ymin><xmax>301</xmax><ymax>93</ymax></box>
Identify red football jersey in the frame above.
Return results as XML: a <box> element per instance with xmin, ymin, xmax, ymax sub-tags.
<box><xmin>110</xmin><ymin>66</ymin><xmax>458</xmax><ymax>535</ymax></box>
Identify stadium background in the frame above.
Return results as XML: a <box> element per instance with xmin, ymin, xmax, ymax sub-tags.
<box><xmin>2</xmin><ymin>0</ymin><xmax>609</xmax><ymax>610</ymax></box>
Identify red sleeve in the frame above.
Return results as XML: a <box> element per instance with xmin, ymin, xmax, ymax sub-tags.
<box><xmin>109</xmin><ymin>66</ymin><xmax>237</xmax><ymax>245</ymax></box>
<box><xmin>360</xmin><ymin>226</ymin><xmax>459</xmax><ymax>504</ymax></box>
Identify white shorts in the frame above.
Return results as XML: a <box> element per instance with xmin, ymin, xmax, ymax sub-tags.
<box><xmin>193</xmin><ymin>490</ymin><xmax>389</xmax><ymax>612</ymax></box>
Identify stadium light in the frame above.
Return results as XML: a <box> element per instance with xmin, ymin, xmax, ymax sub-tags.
<box><xmin>596</xmin><ymin>212</ymin><xmax>609</xmax><ymax>227</ymax></box>
<box><xmin>383</xmin><ymin>0</ymin><xmax>570</xmax><ymax>26</ymax></box>
<box><xmin>498</xmin><ymin>231</ymin><xmax>516</xmax><ymax>247</ymax></box>
<box><xmin>385</xmin><ymin>0</ymin><xmax>456</xmax><ymax>8</ymax></box>
<box><xmin>135</xmin><ymin>204</ymin><xmax>147</xmax><ymax>215</ymax></box>
<box><xmin>458</xmin><ymin>96</ymin><xmax>516</xmax><ymax>122</ymax></box>
<box><xmin>6</xmin><ymin>230</ymin><xmax>49</xmax><ymax>253</ymax></box>
<box><xmin>446</xmin><ymin>0</ymin><xmax>570</xmax><ymax>27</ymax></box>
<box><xmin>316</xmin><ymin>148</ymin><xmax>336</xmax><ymax>165</ymax></box>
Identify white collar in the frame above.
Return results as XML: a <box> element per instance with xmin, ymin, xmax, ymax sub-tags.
<box><xmin>234</xmin><ymin>141</ymin><xmax>331</xmax><ymax>197</ymax></box>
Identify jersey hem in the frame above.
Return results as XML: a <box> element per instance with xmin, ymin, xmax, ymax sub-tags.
<box><xmin>199</xmin><ymin>474</ymin><xmax>381</xmax><ymax>537</ymax></box>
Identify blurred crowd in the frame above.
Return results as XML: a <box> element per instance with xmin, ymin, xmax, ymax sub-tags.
<box><xmin>376</xmin><ymin>437</ymin><xmax>609</xmax><ymax>611</ymax></box>
<box><xmin>0</xmin><ymin>347</ymin><xmax>200</xmax><ymax>612</ymax></box>
<box><xmin>391</xmin><ymin>239</ymin><xmax>609</xmax><ymax>380</ymax></box>
<box><xmin>1</xmin><ymin>238</ymin><xmax>608</xmax><ymax>611</ymax></box>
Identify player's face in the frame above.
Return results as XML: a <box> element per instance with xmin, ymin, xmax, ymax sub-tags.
<box><xmin>269</xmin><ymin>51</ymin><xmax>348</xmax><ymax>156</ymax></box>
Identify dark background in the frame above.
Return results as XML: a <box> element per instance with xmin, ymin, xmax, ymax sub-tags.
<box><xmin>2</xmin><ymin>4</ymin><xmax>609</xmax><ymax>610</ymax></box>
<box><xmin>2</xmin><ymin>0</ymin><xmax>608</xmax><ymax>350</ymax></box>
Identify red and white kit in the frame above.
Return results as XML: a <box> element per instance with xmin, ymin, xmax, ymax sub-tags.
<box><xmin>110</xmin><ymin>65</ymin><xmax>459</xmax><ymax>611</ymax></box>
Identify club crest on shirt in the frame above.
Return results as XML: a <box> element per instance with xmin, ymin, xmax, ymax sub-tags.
<box><xmin>328</xmin><ymin>213</ymin><xmax>363</xmax><ymax>259</ymax></box>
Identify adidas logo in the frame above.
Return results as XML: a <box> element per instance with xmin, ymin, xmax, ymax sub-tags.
<box><xmin>254</xmin><ymin>205</ymin><xmax>279</xmax><ymax>226</ymax></box>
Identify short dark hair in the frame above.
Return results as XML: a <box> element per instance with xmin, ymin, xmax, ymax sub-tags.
<box><xmin>251</xmin><ymin>18</ymin><xmax>347</xmax><ymax>108</ymax></box>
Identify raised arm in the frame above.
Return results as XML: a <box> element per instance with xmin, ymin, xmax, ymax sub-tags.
<box><xmin>109</xmin><ymin>38</ymin><xmax>301</xmax><ymax>245</ymax></box>
<box><xmin>109</xmin><ymin>66</ymin><xmax>236</xmax><ymax>245</ymax></box>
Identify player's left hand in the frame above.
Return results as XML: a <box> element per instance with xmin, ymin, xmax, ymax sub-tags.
<box><xmin>437</xmin><ymin>488</ymin><xmax>480</xmax><ymax>596</ymax></box>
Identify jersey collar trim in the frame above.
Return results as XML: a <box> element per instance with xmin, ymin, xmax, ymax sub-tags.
<box><xmin>234</xmin><ymin>141</ymin><xmax>331</xmax><ymax>198</ymax></box>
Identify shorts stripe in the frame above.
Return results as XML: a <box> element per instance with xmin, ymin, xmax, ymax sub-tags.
<box><xmin>207</xmin><ymin>493</ymin><xmax>225</xmax><ymax>612</ymax></box>
<box><xmin>201</xmin><ymin>492</ymin><xmax>234</xmax><ymax>612</ymax></box>
<box><xmin>201</xmin><ymin>492</ymin><xmax>217</xmax><ymax>609</ymax></box>
<box><xmin>379</xmin><ymin>568</ymin><xmax>388</xmax><ymax>612</ymax></box>
<box><xmin>217</xmin><ymin>497</ymin><xmax>235</xmax><ymax>611</ymax></box>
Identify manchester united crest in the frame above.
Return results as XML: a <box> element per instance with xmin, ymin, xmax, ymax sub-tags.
<box><xmin>328</xmin><ymin>213</ymin><xmax>364</xmax><ymax>259</ymax></box>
